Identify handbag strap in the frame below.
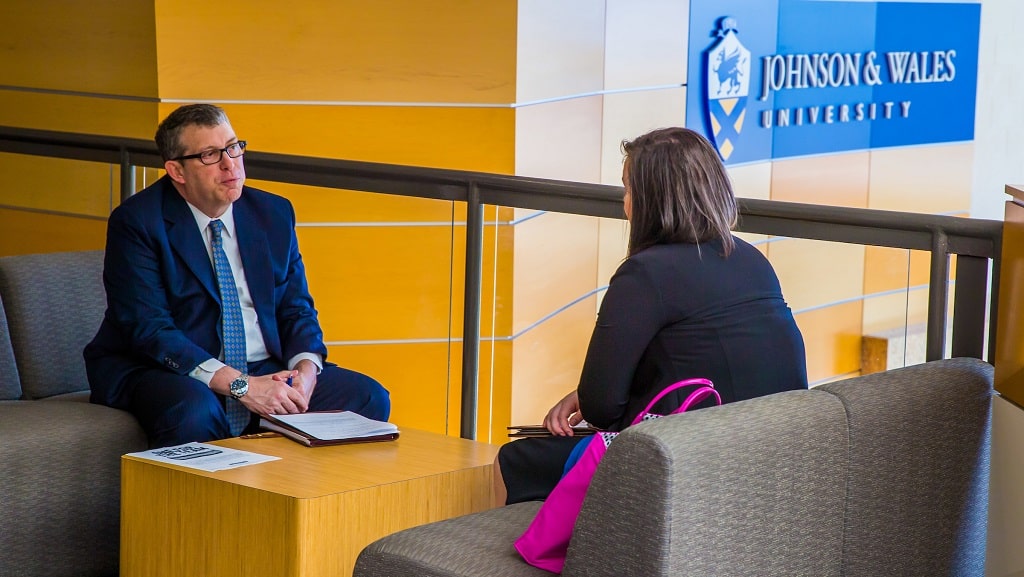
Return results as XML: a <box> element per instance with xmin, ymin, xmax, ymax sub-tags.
<box><xmin>631</xmin><ymin>377</ymin><xmax>721</xmax><ymax>426</ymax></box>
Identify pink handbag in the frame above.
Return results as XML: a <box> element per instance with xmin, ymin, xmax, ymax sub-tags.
<box><xmin>514</xmin><ymin>378</ymin><xmax>721</xmax><ymax>573</ymax></box>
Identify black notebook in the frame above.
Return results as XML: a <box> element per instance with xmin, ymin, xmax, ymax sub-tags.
<box><xmin>506</xmin><ymin>424</ymin><xmax>599</xmax><ymax>438</ymax></box>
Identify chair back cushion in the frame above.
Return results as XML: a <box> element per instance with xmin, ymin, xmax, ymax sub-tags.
<box><xmin>0</xmin><ymin>251</ymin><xmax>105</xmax><ymax>399</ymax></box>
<box><xmin>817</xmin><ymin>357</ymin><xmax>992</xmax><ymax>577</ymax></box>
<box><xmin>566</xmin><ymin>389</ymin><xmax>849</xmax><ymax>577</ymax></box>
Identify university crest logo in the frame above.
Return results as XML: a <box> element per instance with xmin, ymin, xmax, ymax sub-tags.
<box><xmin>704</xmin><ymin>17</ymin><xmax>751</xmax><ymax>160</ymax></box>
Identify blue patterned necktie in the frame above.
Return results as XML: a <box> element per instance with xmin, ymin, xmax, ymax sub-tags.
<box><xmin>209</xmin><ymin>219</ymin><xmax>250</xmax><ymax>435</ymax></box>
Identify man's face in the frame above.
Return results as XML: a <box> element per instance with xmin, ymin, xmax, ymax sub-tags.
<box><xmin>165</xmin><ymin>122</ymin><xmax>246</xmax><ymax>218</ymax></box>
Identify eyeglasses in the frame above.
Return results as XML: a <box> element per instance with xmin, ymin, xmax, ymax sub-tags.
<box><xmin>173</xmin><ymin>140</ymin><xmax>247</xmax><ymax>165</ymax></box>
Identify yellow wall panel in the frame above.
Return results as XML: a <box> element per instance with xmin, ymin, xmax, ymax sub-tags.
<box><xmin>325</xmin><ymin>343</ymin><xmax>450</xmax><ymax>435</ymax></box>
<box><xmin>867</xmin><ymin>144</ymin><xmax>973</xmax><ymax>214</ymax></box>
<box><xmin>0</xmin><ymin>209</ymin><xmax>106</xmax><ymax>257</ymax></box>
<box><xmin>299</xmin><ymin>227</ymin><xmax>456</xmax><ymax>341</ymax></box>
<box><xmin>0</xmin><ymin>154</ymin><xmax>118</xmax><ymax>217</ymax></box>
<box><xmin>795</xmin><ymin>302</ymin><xmax>864</xmax><ymax>384</ymax></box>
<box><xmin>771</xmin><ymin>152</ymin><xmax>870</xmax><ymax>208</ymax></box>
<box><xmin>201</xmin><ymin>105</ymin><xmax>515</xmax><ymax>173</ymax></box>
<box><xmin>154</xmin><ymin>0</ymin><xmax>516</xmax><ymax>104</ymax></box>
<box><xmin>449</xmin><ymin>339</ymin><xmax>514</xmax><ymax>443</ymax></box>
<box><xmin>0</xmin><ymin>1</ymin><xmax>157</xmax><ymax>97</ymax></box>
<box><xmin>248</xmin><ymin>184</ymin><xmax>459</xmax><ymax>225</ymax></box>
<box><xmin>0</xmin><ymin>92</ymin><xmax>158</xmax><ymax>138</ymax></box>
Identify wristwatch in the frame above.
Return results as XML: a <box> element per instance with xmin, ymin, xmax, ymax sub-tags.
<box><xmin>229</xmin><ymin>374</ymin><xmax>249</xmax><ymax>399</ymax></box>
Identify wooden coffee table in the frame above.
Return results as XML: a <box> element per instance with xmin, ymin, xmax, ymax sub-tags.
<box><xmin>120</xmin><ymin>428</ymin><xmax>499</xmax><ymax>577</ymax></box>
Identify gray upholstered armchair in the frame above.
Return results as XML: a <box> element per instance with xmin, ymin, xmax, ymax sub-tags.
<box><xmin>354</xmin><ymin>358</ymin><xmax>992</xmax><ymax>577</ymax></box>
<box><xmin>0</xmin><ymin>251</ymin><xmax>147</xmax><ymax>577</ymax></box>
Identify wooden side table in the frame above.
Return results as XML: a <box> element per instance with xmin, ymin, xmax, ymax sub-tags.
<box><xmin>996</xmin><ymin>184</ymin><xmax>1024</xmax><ymax>407</ymax></box>
<box><xmin>121</xmin><ymin>428</ymin><xmax>499</xmax><ymax>577</ymax></box>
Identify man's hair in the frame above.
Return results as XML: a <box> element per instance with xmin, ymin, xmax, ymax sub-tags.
<box><xmin>155</xmin><ymin>104</ymin><xmax>231</xmax><ymax>161</ymax></box>
<box><xmin>621</xmin><ymin>127</ymin><xmax>738</xmax><ymax>257</ymax></box>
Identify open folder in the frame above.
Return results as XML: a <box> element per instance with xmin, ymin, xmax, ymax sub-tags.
<box><xmin>260</xmin><ymin>411</ymin><xmax>399</xmax><ymax>447</ymax></box>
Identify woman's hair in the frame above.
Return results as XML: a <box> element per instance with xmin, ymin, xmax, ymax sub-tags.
<box><xmin>622</xmin><ymin>127</ymin><xmax>738</xmax><ymax>256</ymax></box>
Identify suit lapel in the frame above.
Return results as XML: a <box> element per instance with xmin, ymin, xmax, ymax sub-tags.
<box><xmin>162</xmin><ymin>179</ymin><xmax>219</xmax><ymax>301</ymax></box>
<box><xmin>233</xmin><ymin>195</ymin><xmax>274</xmax><ymax>322</ymax></box>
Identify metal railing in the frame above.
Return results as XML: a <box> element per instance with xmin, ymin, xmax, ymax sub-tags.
<box><xmin>0</xmin><ymin>125</ymin><xmax>1003</xmax><ymax>438</ymax></box>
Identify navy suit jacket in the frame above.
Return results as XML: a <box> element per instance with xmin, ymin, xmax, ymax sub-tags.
<box><xmin>85</xmin><ymin>175</ymin><xmax>328</xmax><ymax>410</ymax></box>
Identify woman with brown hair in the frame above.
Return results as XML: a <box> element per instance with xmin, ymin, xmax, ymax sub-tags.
<box><xmin>496</xmin><ymin>127</ymin><xmax>808</xmax><ymax>505</ymax></box>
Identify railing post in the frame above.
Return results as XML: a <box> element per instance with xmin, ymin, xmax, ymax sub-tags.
<box><xmin>951</xmin><ymin>255</ymin><xmax>990</xmax><ymax>359</ymax></box>
<box><xmin>460</xmin><ymin>183</ymin><xmax>483</xmax><ymax>440</ymax></box>
<box><xmin>926</xmin><ymin>230</ymin><xmax>950</xmax><ymax>361</ymax></box>
<box><xmin>119</xmin><ymin>147</ymin><xmax>135</xmax><ymax>201</ymax></box>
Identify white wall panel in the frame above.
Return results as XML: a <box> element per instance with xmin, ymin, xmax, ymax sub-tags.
<box><xmin>515</xmin><ymin>95</ymin><xmax>603</xmax><ymax>183</ymax></box>
<box><xmin>971</xmin><ymin>0</ymin><xmax>1024</xmax><ymax>219</ymax></box>
<box><xmin>604</xmin><ymin>0</ymin><xmax>690</xmax><ymax>90</ymax></box>
<box><xmin>516</xmin><ymin>0</ymin><xmax>606</xmax><ymax>104</ymax></box>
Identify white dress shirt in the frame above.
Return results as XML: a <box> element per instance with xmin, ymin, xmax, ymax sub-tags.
<box><xmin>184</xmin><ymin>202</ymin><xmax>321</xmax><ymax>385</ymax></box>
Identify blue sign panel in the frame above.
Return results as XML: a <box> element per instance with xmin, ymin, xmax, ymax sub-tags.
<box><xmin>685</xmin><ymin>1</ymin><xmax>980</xmax><ymax>164</ymax></box>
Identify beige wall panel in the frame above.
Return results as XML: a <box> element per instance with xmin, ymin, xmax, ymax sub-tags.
<box><xmin>516</xmin><ymin>0</ymin><xmax>605</xmax><ymax>103</ymax></box>
<box><xmin>601</xmin><ymin>89</ymin><xmax>688</xmax><ymax>184</ymax></box>
<box><xmin>0</xmin><ymin>155</ymin><xmax>118</xmax><ymax>217</ymax></box>
<box><xmin>770</xmin><ymin>152</ymin><xmax>870</xmax><ymax>208</ymax></box>
<box><xmin>512</xmin><ymin>212</ymin><xmax>600</xmax><ymax>334</ymax></box>
<box><xmin>0</xmin><ymin>210</ymin><xmax>106</xmax><ymax>257</ymax></box>
<box><xmin>864</xmin><ymin>246</ymin><xmax>910</xmax><ymax>294</ymax></box>
<box><xmin>188</xmin><ymin>105</ymin><xmax>515</xmax><ymax>173</ymax></box>
<box><xmin>867</xmin><ymin>144</ymin><xmax>973</xmax><ymax>214</ymax></box>
<box><xmin>767</xmin><ymin>238</ymin><xmax>866</xmax><ymax>313</ymax></box>
<box><xmin>0</xmin><ymin>1</ymin><xmax>157</xmax><ymax>96</ymax></box>
<box><xmin>0</xmin><ymin>92</ymin><xmax>158</xmax><ymax>138</ymax></box>
<box><xmin>862</xmin><ymin>246</ymin><xmax>932</xmax><ymax>336</ymax></box>
<box><xmin>861</xmin><ymin>291</ymin><xmax>929</xmax><ymax>338</ymax></box>
<box><xmin>155</xmin><ymin>1</ymin><xmax>516</xmax><ymax>103</ymax></box>
<box><xmin>509</xmin><ymin>296</ymin><xmax>597</xmax><ymax>427</ymax></box>
<box><xmin>516</xmin><ymin>96</ymin><xmax>602</xmax><ymax>181</ymax></box>
<box><xmin>604</xmin><ymin>0</ymin><xmax>689</xmax><ymax>90</ymax></box>
<box><xmin>327</xmin><ymin>343</ymin><xmax>450</xmax><ymax>435</ymax></box>
<box><xmin>596</xmin><ymin>217</ymin><xmax>629</xmax><ymax>301</ymax></box>
<box><xmin>794</xmin><ymin>302</ymin><xmax>864</xmax><ymax>384</ymax></box>
<box><xmin>729</xmin><ymin>161</ymin><xmax>773</xmax><ymax>247</ymax></box>
<box><xmin>729</xmin><ymin>161</ymin><xmax>773</xmax><ymax>201</ymax></box>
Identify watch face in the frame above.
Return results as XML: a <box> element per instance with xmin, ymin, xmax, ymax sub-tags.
<box><xmin>230</xmin><ymin>376</ymin><xmax>248</xmax><ymax>398</ymax></box>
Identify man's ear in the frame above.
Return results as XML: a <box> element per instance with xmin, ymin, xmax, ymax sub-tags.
<box><xmin>164</xmin><ymin>160</ymin><xmax>186</xmax><ymax>184</ymax></box>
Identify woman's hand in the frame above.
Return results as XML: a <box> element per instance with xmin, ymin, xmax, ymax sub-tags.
<box><xmin>544</xmin><ymin>390</ymin><xmax>585</xmax><ymax>436</ymax></box>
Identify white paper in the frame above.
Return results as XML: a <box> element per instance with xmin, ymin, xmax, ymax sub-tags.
<box><xmin>269</xmin><ymin>411</ymin><xmax>398</xmax><ymax>440</ymax></box>
<box><xmin>126</xmin><ymin>442</ymin><xmax>280</xmax><ymax>472</ymax></box>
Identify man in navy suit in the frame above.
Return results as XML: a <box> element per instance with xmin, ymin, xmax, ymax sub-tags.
<box><xmin>85</xmin><ymin>104</ymin><xmax>389</xmax><ymax>448</ymax></box>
